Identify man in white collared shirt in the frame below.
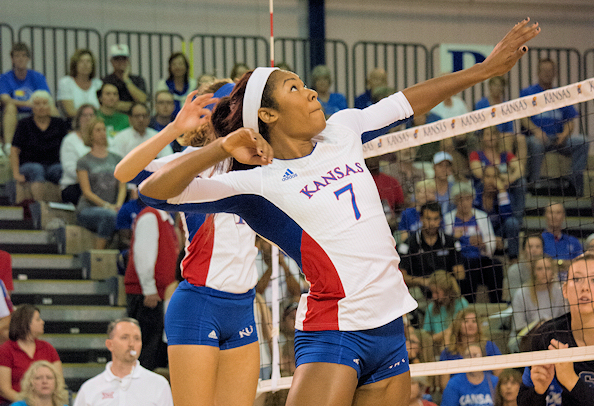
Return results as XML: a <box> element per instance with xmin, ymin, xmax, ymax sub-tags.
<box><xmin>111</xmin><ymin>103</ymin><xmax>173</xmax><ymax>159</ymax></box>
<box><xmin>73</xmin><ymin>318</ymin><xmax>173</xmax><ymax>406</ymax></box>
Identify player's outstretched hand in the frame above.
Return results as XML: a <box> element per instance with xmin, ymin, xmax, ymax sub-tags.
<box><xmin>171</xmin><ymin>90</ymin><xmax>217</xmax><ymax>134</ymax></box>
<box><xmin>221</xmin><ymin>128</ymin><xmax>274</xmax><ymax>166</ymax></box>
<box><xmin>482</xmin><ymin>18</ymin><xmax>540</xmax><ymax>77</ymax></box>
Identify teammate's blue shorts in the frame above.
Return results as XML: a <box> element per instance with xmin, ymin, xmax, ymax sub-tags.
<box><xmin>165</xmin><ymin>280</ymin><xmax>258</xmax><ymax>350</ymax></box>
<box><xmin>294</xmin><ymin>317</ymin><xmax>409</xmax><ymax>387</ymax></box>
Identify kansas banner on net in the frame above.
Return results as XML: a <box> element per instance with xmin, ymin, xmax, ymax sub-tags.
<box><xmin>362</xmin><ymin>77</ymin><xmax>594</xmax><ymax>158</ymax></box>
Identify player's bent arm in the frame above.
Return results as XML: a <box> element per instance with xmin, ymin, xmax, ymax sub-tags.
<box><xmin>403</xmin><ymin>19</ymin><xmax>539</xmax><ymax>116</ymax></box>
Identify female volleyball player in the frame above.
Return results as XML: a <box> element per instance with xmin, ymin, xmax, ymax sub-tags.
<box><xmin>113</xmin><ymin>84</ymin><xmax>261</xmax><ymax>406</ymax></box>
<box><xmin>139</xmin><ymin>19</ymin><xmax>540</xmax><ymax>406</ymax></box>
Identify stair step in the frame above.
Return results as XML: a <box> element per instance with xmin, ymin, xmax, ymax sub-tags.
<box><xmin>0</xmin><ymin>206</ymin><xmax>24</xmax><ymax>221</ymax></box>
<box><xmin>44</xmin><ymin>320</ymin><xmax>111</xmax><ymax>335</ymax></box>
<box><xmin>0</xmin><ymin>219</ymin><xmax>35</xmax><ymax>230</ymax></box>
<box><xmin>12</xmin><ymin>254</ymin><xmax>80</xmax><ymax>269</ymax></box>
<box><xmin>13</xmin><ymin>268</ymin><xmax>84</xmax><ymax>280</ymax></box>
<box><xmin>36</xmin><ymin>305</ymin><xmax>126</xmax><ymax>322</ymax></box>
<box><xmin>0</xmin><ymin>229</ymin><xmax>58</xmax><ymax>254</ymax></box>
<box><xmin>58</xmin><ymin>349</ymin><xmax>111</xmax><ymax>364</ymax></box>
<box><xmin>13</xmin><ymin>279</ymin><xmax>115</xmax><ymax>295</ymax></box>
<box><xmin>0</xmin><ymin>243</ymin><xmax>59</xmax><ymax>254</ymax></box>
<box><xmin>12</xmin><ymin>293</ymin><xmax>113</xmax><ymax>306</ymax></box>
<box><xmin>45</xmin><ymin>334</ymin><xmax>108</xmax><ymax>350</ymax></box>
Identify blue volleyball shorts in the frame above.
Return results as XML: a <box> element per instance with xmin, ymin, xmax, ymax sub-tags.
<box><xmin>165</xmin><ymin>280</ymin><xmax>258</xmax><ymax>350</ymax></box>
<box><xmin>294</xmin><ymin>316</ymin><xmax>409</xmax><ymax>387</ymax></box>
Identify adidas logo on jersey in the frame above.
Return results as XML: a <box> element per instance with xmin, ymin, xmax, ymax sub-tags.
<box><xmin>282</xmin><ymin>169</ymin><xmax>298</xmax><ymax>181</ymax></box>
<box><xmin>208</xmin><ymin>330</ymin><xmax>218</xmax><ymax>339</ymax></box>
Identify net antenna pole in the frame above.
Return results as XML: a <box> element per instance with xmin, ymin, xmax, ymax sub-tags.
<box><xmin>269</xmin><ymin>0</ymin><xmax>282</xmax><ymax>394</ymax></box>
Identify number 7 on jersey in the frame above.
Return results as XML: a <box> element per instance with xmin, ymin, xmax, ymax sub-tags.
<box><xmin>334</xmin><ymin>183</ymin><xmax>361</xmax><ymax>220</ymax></box>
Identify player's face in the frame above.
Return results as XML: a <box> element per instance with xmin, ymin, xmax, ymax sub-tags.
<box><xmin>268</xmin><ymin>71</ymin><xmax>326</xmax><ymax>143</ymax></box>
<box><xmin>106</xmin><ymin>321</ymin><xmax>142</xmax><ymax>363</ymax></box>
<box><xmin>563</xmin><ymin>260</ymin><xmax>594</xmax><ymax>315</ymax></box>
<box><xmin>461</xmin><ymin>313</ymin><xmax>478</xmax><ymax>337</ymax></box>
<box><xmin>533</xmin><ymin>258</ymin><xmax>553</xmax><ymax>285</ymax></box>
<box><xmin>500</xmin><ymin>378</ymin><xmax>520</xmax><ymax>402</ymax></box>
<box><xmin>31</xmin><ymin>366</ymin><xmax>56</xmax><ymax>397</ymax></box>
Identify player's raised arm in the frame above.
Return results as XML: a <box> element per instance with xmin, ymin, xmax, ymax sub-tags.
<box><xmin>139</xmin><ymin>127</ymin><xmax>273</xmax><ymax>200</ymax></box>
<box><xmin>402</xmin><ymin>18</ymin><xmax>540</xmax><ymax>116</ymax></box>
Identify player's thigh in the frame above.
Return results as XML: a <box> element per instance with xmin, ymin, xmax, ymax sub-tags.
<box><xmin>214</xmin><ymin>341</ymin><xmax>260</xmax><ymax>406</ymax></box>
<box><xmin>285</xmin><ymin>362</ymin><xmax>359</xmax><ymax>406</ymax></box>
<box><xmin>168</xmin><ymin>344</ymin><xmax>219</xmax><ymax>406</ymax></box>
<box><xmin>352</xmin><ymin>370</ymin><xmax>411</xmax><ymax>406</ymax></box>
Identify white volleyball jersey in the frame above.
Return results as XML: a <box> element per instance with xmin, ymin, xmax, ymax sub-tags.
<box><xmin>141</xmin><ymin>91</ymin><xmax>418</xmax><ymax>331</ymax></box>
<box><xmin>133</xmin><ymin>150</ymin><xmax>258</xmax><ymax>294</ymax></box>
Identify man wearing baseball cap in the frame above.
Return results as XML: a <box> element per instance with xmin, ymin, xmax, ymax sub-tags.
<box><xmin>102</xmin><ymin>44</ymin><xmax>147</xmax><ymax>113</ymax></box>
<box><xmin>433</xmin><ymin>151</ymin><xmax>456</xmax><ymax>216</ymax></box>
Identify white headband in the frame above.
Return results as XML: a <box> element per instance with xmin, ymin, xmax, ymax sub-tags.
<box><xmin>242</xmin><ymin>67</ymin><xmax>278</xmax><ymax>132</ymax></box>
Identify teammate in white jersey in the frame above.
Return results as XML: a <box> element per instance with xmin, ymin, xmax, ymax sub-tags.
<box><xmin>114</xmin><ymin>84</ymin><xmax>261</xmax><ymax>406</ymax></box>
<box><xmin>139</xmin><ymin>20</ymin><xmax>540</xmax><ymax>406</ymax></box>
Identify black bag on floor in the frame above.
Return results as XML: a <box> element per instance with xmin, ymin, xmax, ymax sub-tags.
<box><xmin>527</xmin><ymin>177</ymin><xmax>577</xmax><ymax>197</ymax></box>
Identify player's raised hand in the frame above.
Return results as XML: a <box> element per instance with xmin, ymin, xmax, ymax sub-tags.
<box><xmin>482</xmin><ymin>18</ymin><xmax>541</xmax><ymax>77</ymax></box>
<box><xmin>221</xmin><ymin>127</ymin><xmax>274</xmax><ymax>166</ymax></box>
<box><xmin>171</xmin><ymin>90</ymin><xmax>217</xmax><ymax>134</ymax></box>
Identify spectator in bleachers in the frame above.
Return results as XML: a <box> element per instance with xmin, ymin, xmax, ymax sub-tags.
<box><xmin>0</xmin><ymin>251</ymin><xmax>13</xmax><ymax>295</ymax></box>
<box><xmin>0</xmin><ymin>304</ymin><xmax>61</xmax><ymax>404</ymax></box>
<box><xmin>102</xmin><ymin>44</ymin><xmax>148</xmax><ymax>113</ymax></box>
<box><xmin>542</xmin><ymin>202</ymin><xmax>583</xmax><ymax>261</ymax></box>
<box><xmin>507</xmin><ymin>234</ymin><xmax>544</xmax><ymax>302</ymax></box>
<box><xmin>196</xmin><ymin>73</ymin><xmax>216</xmax><ymax>94</ymax></box>
<box><xmin>382</xmin><ymin>147</ymin><xmax>425</xmax><ymax>206</ymax></box>
<box><xmin>115</xmin><ymin>186</ymin><xmax>145</xmax><ymax>251</ymax></box>
<box><xmin>398</xmin><ymin>179</ymin><xmax>437</xmax><ymax>243</ymax></box>
<box><xmin>443</xmin><ymin>182</ymin><xmax>503</xmax><ymax>303</ymax></box>
<box><xmin>521</xmin><ymin>58</ymin><xmax>588</xmax><ymax>197</ymax></box>
<box><xmin>354</xmin><ymin>68</ymin><xmax>387</xmax><ymax>109</ymax></box>
<box><xmin>96</xmin><ymin>83</ymin><xmax>129</xmax><ymax>139</ymax></box>
<box><xmin>58</xmin><ymin>104</ymin><xmax>95</xmax><ymax>204</ymax></box>
<box><xmin>409</xmin><ymin>376</ymin><xmax>438</xmax><ymax>406</ymax></box>
<box><xmin>229</xmin><ymin>62</ymin><xmax>250</xmax><ymax>83</ymax></box>
<box><xmin>493</xmin><ymin>369</ymin><xmax>522</xmax><ymax>406</ymax></box>
<box><xmin>56</xmin><ymin>49</ymin><xmax>102</xmax><ymax>119</ymax></box>
<box><xmin>440</xmin><ymin>308</ymin><xmax>502</xmax><ymax>389</ymax></box>
<box><xmin>441</xmin><ymin>344</ymin><xmax>498</xmax><ymax>406</ymax></box>
<box><xmin>11</xmin><ymin>360</ymin><xmax>67</xmax><ymax>406</ymax></box>
<box><xmin>111</xmin><ymin>103</ymin><xmax>173</xmax><ymax>159</ymax></box>
<box><xmin>0</xmin><ymin>279</ymin><xmax>13</xmax><ymax>345</ymax></box>
<box><xmin>156</xmin><ymin>52</ymin><xmax>197</xmax><ymax>118</ymax></box>
<box><xmin>475</xmin><ymin>76</ymin><xmax>526</xmax><ymax>172</ymax></box>
<box><xmin>433</xmin><ymin>151</ymin><xmax>456</xmax><ymax>217</ymax></box>
<box><xmin>365</xmin><ymin>155</ymin><xmax>405</xmax><ymax>231</ymax></box>
<box><xmin>408</xmin><ymin>112</ymin><xmax>443</xmax><ymax>163</ymax></box>
<box><xmin>0</xmin><ymin>43</ymin><xmax>57</xmax><ymax>152</ymax></box>
<box><xmin>73</xmin><ymin>318</ymin><xmax>173</xmax><ymax>406</ymax></box>
<box><xmin>76</xmin><ymin>118</ymin><xmax>126</xmax><ymax>249</ymax></box>
<box><xmin>124</xmin><ymin>206</ymin><xmax>178</xmax><ymax>371</ymax></box>
<box><xmin>470</xmin><ymin>126</ymin><xmax>525</xmax><ymax>220</ymax></box>
<box><xmin>149</xmin><ymin>90</ymin><xmax>175</xmax><ymax>132</ymax></box>
<box><xmin>399</xmin><ymin>202</ymin><xmax>465</xmax><ymax>289</ymax></box>
<box><xmin>511</xmin><ymin>256</ymin><xmax>566</xmax><ymax>346</ymax></box>
<box><xmin>310</xmin><ymin>65</ymin><xmax>347</xmax><ymax>118</ymax></box>
<box><xmin>10</xmin><ymin>90</ymin><xmax>69</xmax><ymax>202</ymax></box>
<box><xmin>473</xmin><ymin>165</ymin><xmax>521</xmax><ymax>261</ymax></box>
<box><xmin>422</xmin><ymin>270</ymin><xmax>469</xmax><ymax>348</ymax></box>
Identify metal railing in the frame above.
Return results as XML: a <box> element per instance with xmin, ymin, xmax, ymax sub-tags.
<box><xmin>275</xmin><ymin>38</ymin><xmax>350</xmax><ymax>103</ymax></box>
<box><xmin>0</xmin><ymin>24</ymin><xmax>14</xmax><ymax>75</ymax></box>
<box><xmin>103</xmin><ymin>30</ymin><xmax>185</xmax><ymax>99</ymax></box>
<box><xmin>18</xmin><ymin>25</ymin><xmax>103</xmax><ymax>97</ymax></box>
<box><xmin>353</xmin><ymin>42</ymin><xmax>429</xmax><ymax>107</ymax></box>
<box><xmin>189</xmin><ymin>34</ymin><xmax>269</xmax><ymax>80</ymax></box>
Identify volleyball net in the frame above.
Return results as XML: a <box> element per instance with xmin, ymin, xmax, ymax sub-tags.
<box><xmin>253</xmin><ymin>78</ymin><xmax>594</xmax><ymax>402</ymax></box>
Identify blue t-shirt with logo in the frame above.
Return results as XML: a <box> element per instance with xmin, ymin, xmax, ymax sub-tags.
<box><xmin>0</xmin><ymin>70</ymin><xmax>51</xmax><ymax>113</ymax></box>
<box><xmin>542</xmin><ymin>231</ymin><xmax>582</xmax><ymax>261</ymax></box>
<box><xmin>520</xmin><ymin>84</ymin><xmax>578</xmax><ymax>137</ymax></box>
<box><xmin>441</xmin><ymin>372</ymin><xmax>497</xmax><ymax>406</ymax></box>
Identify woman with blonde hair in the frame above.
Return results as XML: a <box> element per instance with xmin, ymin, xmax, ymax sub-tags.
<box><xmin>12</xmin><ymin>361</ymin><xmax>67</xmax><ymax>406</ymax></box>
<box><xmin>439</xmin><ymin>307</ymin><xmax>502</xmax><ymax>388</ymax></box>
<box><xmin>422</xmin><ymin>270</ymin><xmax>469</xmax><ymax>347</ymax></box>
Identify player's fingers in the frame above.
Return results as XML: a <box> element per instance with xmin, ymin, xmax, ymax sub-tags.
<box><xmin>184</xmin><ymin>89</ymin><xmax>201</xmax><ymax>105</ymax></box>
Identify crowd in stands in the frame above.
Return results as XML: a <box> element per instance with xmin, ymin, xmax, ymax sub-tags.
<box><xmin>0</xmin><ymin>39</ymin><xmax>592</xmax><ymax>406</ymax></box>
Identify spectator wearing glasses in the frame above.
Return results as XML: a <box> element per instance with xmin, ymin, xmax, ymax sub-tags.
<box><xmin>149</xmin><ymin>90</ymin><xmax>175</xmax><ymax>132</ymax></box>
<box><xmin>111</xmin><ymin>103</ymin><xmax>173</xmax><ymax>159</ymax></box>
